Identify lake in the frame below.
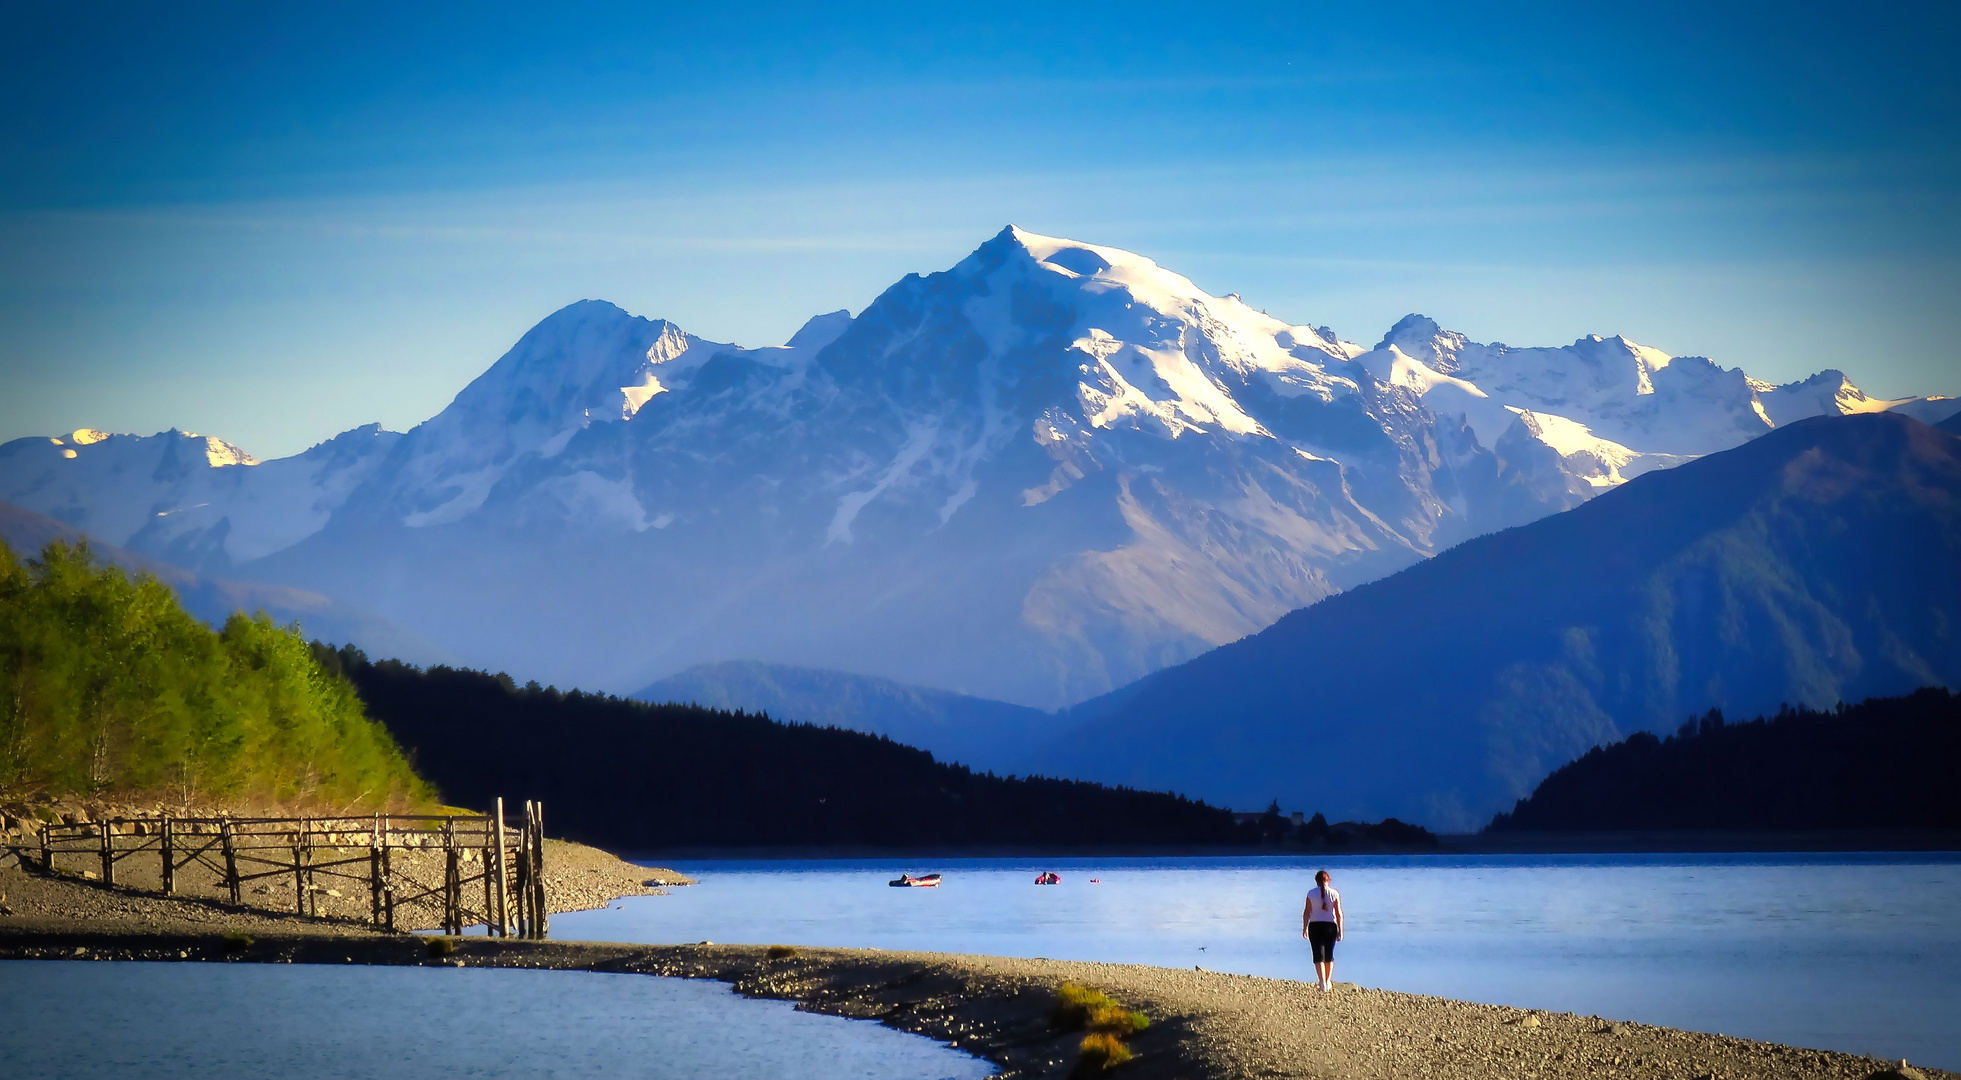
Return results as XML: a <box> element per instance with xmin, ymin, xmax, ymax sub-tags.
<box><xmin>0</xmin><ymin>960</ymin><xmax>993</xmax><ymax>1080</ymax></box>
<box><xmin>555</xmin><ymin>851</ymin><xmax>1961</xmax><ymax>1068</ymax></box>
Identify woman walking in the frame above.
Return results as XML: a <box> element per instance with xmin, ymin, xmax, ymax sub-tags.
<box><xmin>1301</xmin><ymin>870</ymin><xmax>1343</xmax><ymax>992</ymax></box>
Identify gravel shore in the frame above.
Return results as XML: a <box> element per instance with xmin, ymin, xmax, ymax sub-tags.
<box><xmin>0</xmin><ymin>838</ymin><xmax>691</xmax><ymax>935</ymax></box>
<box><xmin>0</xmin><ymin>917</ymin><xmax>1943</xmax><ymax>1080</ymax></box>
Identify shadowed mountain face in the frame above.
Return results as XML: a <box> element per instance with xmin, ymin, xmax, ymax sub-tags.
<box><xmin>1035</xmin><ymin>414</ymin><xmax>1961</xmax><ymax>831</ymax></box>
<box><xmin>635</xmin><ymin>661</ymin><xmax>1065</xmax><ymax>776</ymax></box>
<box><xmin>1</xmin><ymin>229</ymin><xmax>1950</xmax><ymax>707</ymax></box>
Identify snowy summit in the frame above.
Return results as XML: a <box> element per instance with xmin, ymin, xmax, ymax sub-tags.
<box><xmin>1</xmin><ymin>226</ymin><xmax>1953</xmax><ymax>708</ymax></box>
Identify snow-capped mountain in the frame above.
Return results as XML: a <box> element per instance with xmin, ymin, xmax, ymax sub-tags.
<box><xmin>1</xmin><ymin>227</ymin><xmax>1951</xmax><ymax>709</ymax></box>
<box><xmin>0</xmin><ymin>424</ymin><xmax>398</xmax><ymax>573</ymax></box>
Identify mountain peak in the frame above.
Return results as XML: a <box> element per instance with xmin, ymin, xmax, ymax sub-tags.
<box><xmin>1375</xmin><ymin>313</ymin><xmax>1467</xmax><ymax>373</ymax></box>
<box><xmin>787</xmin><ymin>309</ymin><xmax>852</xmax><ymax>351</ymax></box>
<box><xmin>1378</xmin><ymin>313</ymin><xmax>1442</xmax><ymax>345</ymax></box>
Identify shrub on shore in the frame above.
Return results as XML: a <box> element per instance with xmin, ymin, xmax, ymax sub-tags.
<box><xmin>1074</xmin><ymin>1032</ymin><xmax>1132</xmax><ymax>1075</ymax></box>
<box><xmin>1053</xmin><ymin>983</ymin><xmax>1148</xmax><ymax>1074</ymax></box>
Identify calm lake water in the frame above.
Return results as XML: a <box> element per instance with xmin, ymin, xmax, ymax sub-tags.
<box><xmin>555</xmin><ymin>852</ymin><xmax>1961</xmax><ymax>1069</ymax></box>
<box><xmin>0</xmin><ymin>961</ymin><xmax>993</xmax><ymax>1080</ymax></box>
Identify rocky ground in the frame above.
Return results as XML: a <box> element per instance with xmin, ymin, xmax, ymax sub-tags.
<box><xmin>1</xmin><ymin>796</ymin><xmax>692</xmax><ymax>932</ymax></box>
<box><xmin>1</xmin><ymin>836</ymin><xmax>690</xmax><ymax>935</ymax></box>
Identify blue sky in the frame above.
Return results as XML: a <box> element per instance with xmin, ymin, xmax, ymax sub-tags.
<box><xmin>3</xmin><ymin>1</ymin><xmax>1957</xmax><ymax>457</ymax></box>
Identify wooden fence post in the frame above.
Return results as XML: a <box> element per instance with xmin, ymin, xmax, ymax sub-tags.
<box><xmin>292</xmin><ymin>820</ymin><xmax>308</xmax><ymax>916</ymax></box>
<box><xmin>530</xmin><ymin>801</ymin><xmax>548</xmax><ymax>938</ymax></box>
<box><xmin>479</xmin><ymin>817</ymin><xmax>496</xmax><ymax>938</ymax></box>
<box><xmin>99</xmin><ymin>821</ymin><xmax>114</xmax><ymax>886</ymax></box>
<box><xmin>518</xmin><ymin>802</ymin><xmax>531</xmax><ymax>937</ymax></box>
<box><xmin>442</xmin><ymin>816</ymin><xmax>460</xmax><ymax>935</ymax></box>
<box><xmin>38</xmin><ymin>823</ymin><xmax>50</xmax><ymax>875</ymax></box>
<box><xmin>513</xmin><ymin>820</ymin><xmax>529</xmax><ymax>938</ymax></box>
<box><xmin>369</xmin><ymin>814</ymin><xmax>383</xmax><ymax>930</ymax></box>
<box><xmin>381</xmin><ymin>815</ymin><xmax>397</xmax><ymax>932</ymax></box>
<box><xmin>221</xmin><ymin>818</ymin><xmax>240</xmax><ymax>905</ymax></box>
<box><xmin>492</xmin><ymin>797</ymin><xmax>510</xmax><ymax>938</ymax></box>
<box><xmin>160</xmin><ymin>818</ymin><xmax>174</xmax><ymax>895</ymax></box>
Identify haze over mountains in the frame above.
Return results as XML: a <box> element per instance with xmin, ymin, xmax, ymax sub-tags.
<box><xmin>636</xmin><ymin>660</ymin><xmax>1056</xmax><ymax>778</ymax></box>
<box><xmin>2</xmin><ymin>228</ymin><xmax>1954</xmax><ymax>719</ymax></box>
<box><xmin>0</xmin><ymin>500</ymin><xmax>448</xmax><ymax>665</ymax></box>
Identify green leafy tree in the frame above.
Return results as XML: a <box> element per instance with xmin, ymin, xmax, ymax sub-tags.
<box><xmin>0</xmin><ymin>538</ymin><xmax>429</xmax><ymax>810</ymax></box>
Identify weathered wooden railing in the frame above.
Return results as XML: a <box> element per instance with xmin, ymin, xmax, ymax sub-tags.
<box><xmin>17</xmin><ymin>797</ymin><xmax>549</xmax><ymax>937</ymax></box>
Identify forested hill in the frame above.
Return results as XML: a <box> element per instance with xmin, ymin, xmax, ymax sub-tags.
<box><xmin>0</xmin><ymin>539</ymin><xmax>427</xmax><ymax>809</ymax></box>
<box><xmin>327</xmin><ymin>649</ymin><xmax>1248</xmax><ymax>851</ymax></box>
<box><xmin>1487</xmin><ymin>689</ymin><xmax>1961</xmax><ymax>832</ymax></box>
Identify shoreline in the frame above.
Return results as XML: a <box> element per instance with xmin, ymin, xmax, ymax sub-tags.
<box><xmin>4</xmin><ymin>844</ymin><xmax>1949</xmax><ymax>1080</ymax></box>
<box><xmin>0</xmin><ymin>924</ymin><xmax>1945</xmax><ymax>1080</ymax></box>
<box><xmin>615</xmin><ymin>831</ymin><xmax>1961</xmax><ymax>861</ymax></box>
<box><xmin>0</xmin><ymin>838</ymin><xmax>692</xmax><ymax>935</ymax></box>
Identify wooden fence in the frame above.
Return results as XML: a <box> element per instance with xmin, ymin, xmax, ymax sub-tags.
<box><xmin>18</xmin><ymin>797</ymin><xmax>549</xmax><ymax>937</ymax></box>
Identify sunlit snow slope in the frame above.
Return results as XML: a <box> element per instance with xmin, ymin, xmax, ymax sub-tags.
<box><xmin>1</xmin><ymin>227</ymin><xmax>1953</xmax><ymax>712</ymax></box>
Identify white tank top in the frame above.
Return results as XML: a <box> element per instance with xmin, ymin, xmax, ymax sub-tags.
<box><xmin>1307</xmin><ymin>885</ymin><xmax>1340</xmax><ymax>923</ymax></box>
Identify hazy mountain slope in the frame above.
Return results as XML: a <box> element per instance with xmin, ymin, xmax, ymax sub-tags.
<box><xmin>5</xmin><ymin>228</ymin><xmax>1948</xmax><ymax>710</ymax></box>
<box><xmin>0</xmin><ymin>500</ymin><xmax>449</xmax><ymax>665</ymax></box>
<box><xmin>0</xmin><ymin>425</ymin><xmax>399</xmax><ymax>574</ymax></box>
<box><xmin>1037</xmin><ymin>413</ymin><xmax>1961</xmax><ymax>830</ymax></box>
<box><xmin>635</xmin><ymin>661</ymin><xmax>1065</xmax><ymax>775</ymax></box>
<box><xmin>1891</xmin><ymin>397</ymin><xmax>1961</xmax><ymax>427</ymax></box>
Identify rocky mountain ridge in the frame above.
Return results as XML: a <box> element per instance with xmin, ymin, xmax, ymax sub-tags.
<box><xmin>2</xmin><ymin>226</ymin><xmax>1953</xmax><ymax>709</ymax></box>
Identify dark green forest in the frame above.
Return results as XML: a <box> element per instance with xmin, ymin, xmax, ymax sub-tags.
<box><xmin>1487</xmin><ymin>688</ymin><xmax>1961</xmax><ymax>832</ymax></box>
<box><xmin>0</xmin><ymin>540</ymin><xmax>428</xmax><ymax>809</ymax></box>
<box><xmin>326</xmin><ymin>647</ymin><xmax>1262</xmax><ymax>850</ymax></box>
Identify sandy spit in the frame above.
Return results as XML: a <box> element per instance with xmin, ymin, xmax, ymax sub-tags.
<box><xmin>0</xmin><ymin>838</ymin><xmax>690</xmax><ymax>934</ymax></box>
<box><xmin>0</xmin><ymin>923</ymin><xmax>1943</xmax><ymax>1080</ymax></box>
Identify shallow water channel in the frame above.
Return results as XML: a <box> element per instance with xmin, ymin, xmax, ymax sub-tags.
<box><xmin>0</xmin><ymin>960</ymin><xmax>994</xmax><ymax>1079</ymax></box>
<box><xmin>557</xmin><ymin>851</ymin><xmax>1961</xmax><ymax>1069</ymax></box>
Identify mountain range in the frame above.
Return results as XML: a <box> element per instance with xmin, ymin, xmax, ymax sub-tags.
<box><xmin>1035</xmin><ymin>412</ymin><xmax>1961</xmax><ymax>829</ymax></box>
<box><xmin>0</xmin><ymin>499</ymin><xmax>449</xmax><ymax>665</ymax></box>
<box><xmin>4</xmin><ymin>227</ymin><xmax>1952</xmax><ymax>716</ymax></box>
<box><xmin>635</xmin><ymin>660</ymin><xmax>1056</xmax><ymax>778</ymax></box>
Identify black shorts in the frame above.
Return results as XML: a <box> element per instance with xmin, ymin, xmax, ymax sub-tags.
<box><xmin>1308</xmin><ymin>920</ymin><xmax>1338</xmax><ymax>963</ymax></box>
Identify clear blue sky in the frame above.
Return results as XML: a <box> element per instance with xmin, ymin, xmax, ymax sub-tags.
<box><xmin>3</xmin><ymin>1</ymin><xmax>1956</xmax><ymax>457</ymax></box>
